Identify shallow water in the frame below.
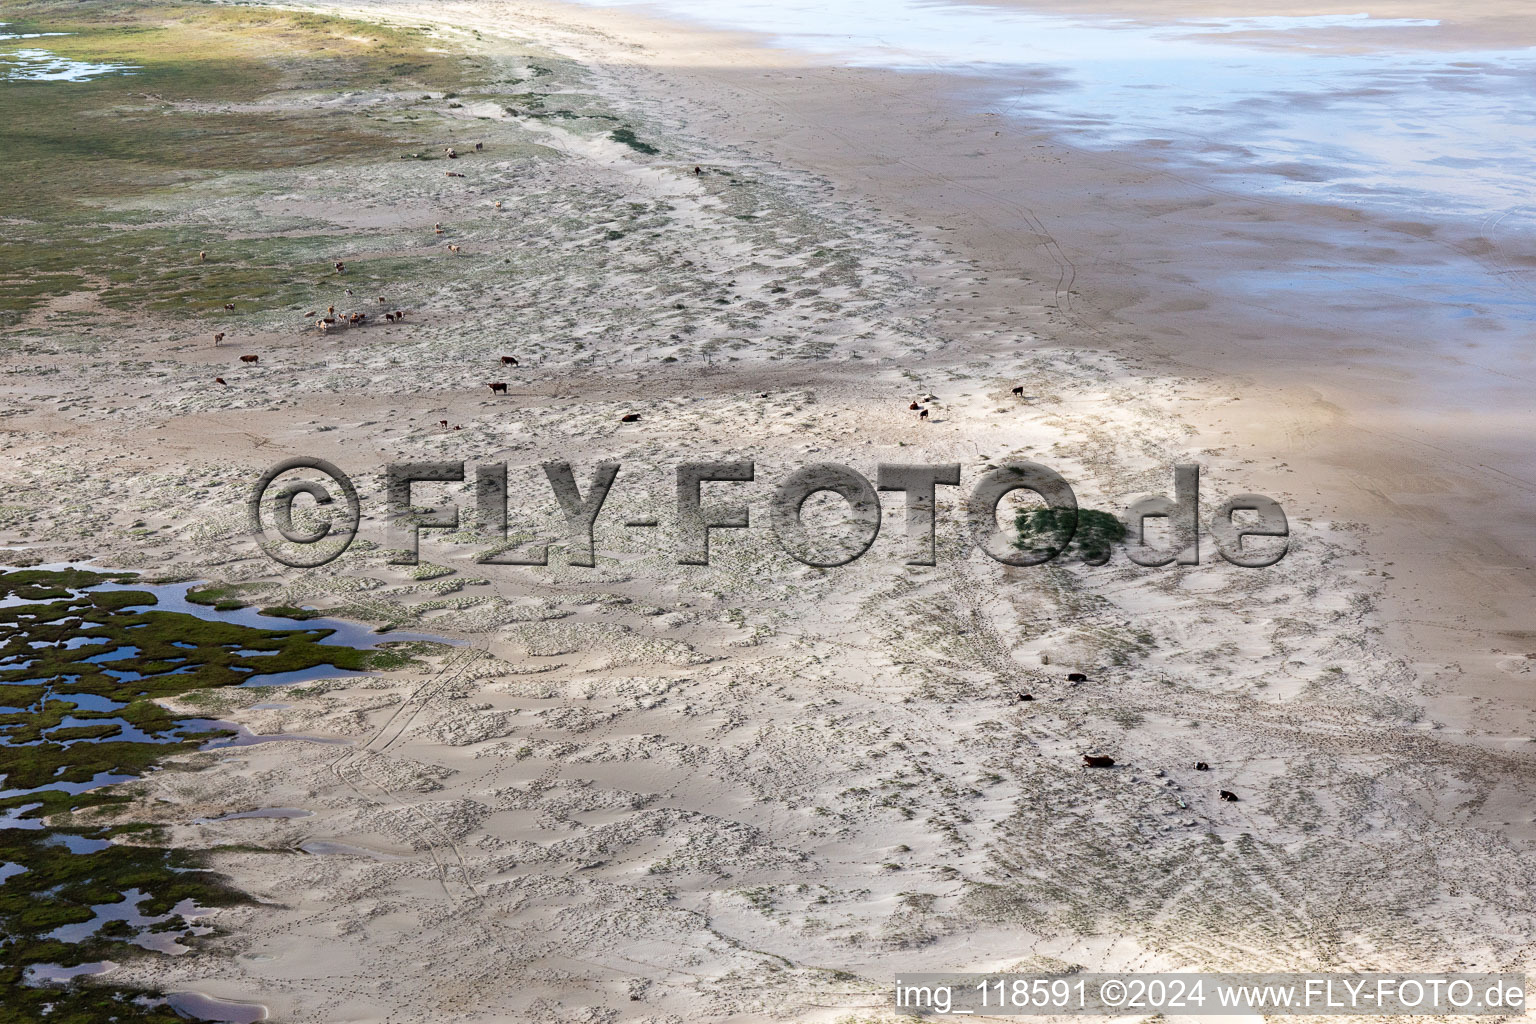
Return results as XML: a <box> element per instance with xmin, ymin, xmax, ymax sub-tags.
<box><xmin>164</xmin><ymin>991</ymin><xmax>269</xmax><ymax>1023</ymax></box>
<box><xmin>576</xmin><ymin>0</ymin><xmax>1536</xmax><ymax>221</ymax></box>
<box><xmin>0</xmin><ymin>25</ymin><xmax>139</xmax><ymax>82</ymax></box>
<box><xmin>0</xmin><ymin>565</ymin><xmax>453</xmax><ymax>1004</ymax></box>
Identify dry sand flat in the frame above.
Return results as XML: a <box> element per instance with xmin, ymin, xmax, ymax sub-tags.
<box><xmin>1</xmin><ymin>1</ymin><xmax>1534</xmax><ymax>1021</ymax></box>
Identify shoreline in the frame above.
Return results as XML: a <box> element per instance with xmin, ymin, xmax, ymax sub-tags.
<box><xmin>297</xmin><ymin>0</ymin><xmax>1536</xmax><ymax>753</ymax></box>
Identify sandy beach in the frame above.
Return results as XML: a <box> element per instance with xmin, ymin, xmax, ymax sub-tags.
<box><xmin>2</xmin><ymin>0</ymin><xmax>1534</xmax><ymax>1020</ymax></box>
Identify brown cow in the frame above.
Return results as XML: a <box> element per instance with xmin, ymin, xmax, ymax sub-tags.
<box><xmin>488</xmin><ymin>382</ymin><xmax>508</xmax><ymax>394</ymax></box>
<box><xmin>620</xmin><ymin>413</ymin><xmax>641</xmax><ymax>422</ymax></box>
<box><xmin>240</xmin><ymin>354</ymin><xmax>259</xmax><ymax>364</ymax></box>
<box><xmin>199</xmin><ymin>250</ymin><xmax>207</xmax><ymax>262</ymax></box>
<box><xmin>907</xmin><ymin>401</ymin><xmax>919</xmax><ymax>410</ymax></box>
<box><xmin>223</xmin><ymin>302</ymin><xmax>235</xmax><ymax>311</ymax></box>
<box><xmin>335</xmin><ymin>261</ymin><xmax>346</xmax><ymax>274</ymax></box>
<box><xmin>494</xmin><ymin>200</ymin><xmax>502</xmax><ymax>210</ymax></box>
<box><xmin>918</xmin><ymin>408</ymin><xmax>929</xmax><ymax>421</ymax></box>
<box><xmin>377</xmin><ymin>296</ymin><xmax>387</xmax><ymax>304</ymax></box>
<box><xmin>213</xmin><ymin>332</ymin><xmax>224</xmax><ymax>346</ymax></box>
<box><xmin>385</xmin><ymin>313</ymin><xmax>397</xmax><ymax>323</ymax></box>
<box><xmin>500</xmin><ymin>355</ymin><xmax>518</xmax><ymax>366</ymax></box>
<box><xmin>214</xmin><ymin>377</ymin><xmax>226</xmax><ymax>386</ymax></box>
<box><xmin>446</xmin><ymin>171</ymin><xmax>466</xmax><ymax>178</ymax></box>
<box><xmin>1082</xmin><ymin>755</ymin><xmax>1116</xmax><ymax>768</ymax></box>
<box><xmin>439</xmin><ymin>420</ymin><xmax>448</xmax><ymax>428</ymax></box>
<box><xmin>447</xmin><ymin>244</ymin><xmax>461</xmax><ymax>254</ymax></box>
<box><xmin>393</xmin><ymin>310</ymin><xmax>405</xmax><ymax>321</ymax></box>
<box><xmin>435</xmin><ymin>222</ymin><xmax>444</xmax><ymax>234</ymax></box>
<box><xmin>693</xmin><ymin>166</ymin><xmax>701</xmax><ymax>175</ymax></box>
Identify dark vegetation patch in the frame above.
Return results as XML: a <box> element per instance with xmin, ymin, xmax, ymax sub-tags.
<box><xmin>1015</xmin><ymin>507</ymin><xmax>1128</xmax><ymax>564</ymax></box>
<box><xmin>609</xmin><ymin>127</ymin><xmax>659</xmax><ymax>155</ymax></box>
<box><xmin>0</xmin><ymin>566</ymin><xmax>386</xmax><ymax>1018</ymax></box>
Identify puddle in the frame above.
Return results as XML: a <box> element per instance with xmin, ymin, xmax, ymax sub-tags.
<box><xmin>165</xmin><ymin>992</ymin><xmax>269</xmax><ymax>1023</ymax></box>
<box><xmin>0</xmin><ymin>25</ymin><xmax>139</xmax><ymax>82</ymax></box>
<box><xmin>47</xmin><ymin>888</ymin><xmax>213</xmax><ymax>953</ymax></box>
<box><xmin>45</xmin><ymin>832</ymin><xmax>112</xmax><ymax>853</ymax></box>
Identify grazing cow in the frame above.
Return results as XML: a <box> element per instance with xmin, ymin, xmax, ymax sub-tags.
<box><xmin>918</xmin><ymin>408</ymin><xmax>929</xmax><ymax>421</ymax></box>
<box><xmin>213</xmin><ymin>332</ymin><xmax>224</xmax><ymax>345</ymax></box>
<box><xmin>377</xmin><ymin>296</ymin><xmax>387</xmax><ymax>304</ymax></box>
<box><xmin>1219</xmin><ymin>790</ymin><xmax>1239</xmax><ymax>802</ymax></box>
<box><xmin>693</xmin><ymin>165</ymin><xmax>701</xmax><ymax>175</ymax></box>
<box><xmin>488</xmin><ymin>382</ymin><xmax>508</xmax><ymax>394</ymax></box>
<box><xmin>439</xmin><ymin>420</ymin><xmax>448</xmax><ymax>428</ymax></box>
<box><xmin>240</xmin><ymin>354</ymin><xmax>259</xmax><ymax>364</ymax></box>
<box><xmin>494</xmin><ymin>200</ymin><xmax>502</xmax><ymax>210</ymax></box>
<box><xmin>500</xmin><ymin>356</ymin><xmax>518</xmax><ymax>366</ymax></box>
<box><xmin>303</xmin><ymin>311</ymin><xmax>317</xmax><ymax>318</ymax></box>
<box><xmin>322</xmin><ymin>317</ymin><xmax>336</xmax><ymax>325</ymax></box>
<box><xmin>393</xmin><ymin>310</ymin><xmax>405</xmax><ymax>321</ymax></box>
<box><xmin>1017</xmin><ymin>692</ymin><xmax>1033</xmax><ymax>702</ymax></box>
<box><xmin>1194</xmin><ymin>762</ymin><xmax>1210</xmax><ymax>771</ymax></box>
<box><xmin>199</xmin><ymin>250</ymin><xmax>207</xmax><ymax>262</ymax></box>
<box><xmin>474</xmin><ymin>142</ymin><xmax>483</xmax><ymax>151</ymax></box>
<box><xmin>335</xmin><ymin>261</ymin><xmax>346</xmax><ymax>274</ymax></box>
<box><xmin>435</xmin><ymin>223</ymin><xmax>444</xmax><ymax>234</ymax></box>
<box><xmin>214</xmin><ymin>377</ymin><xmax>226</xmax><ymax>386</ymax></box>
<box><xmin>1011</xmin><ymin>385</ymin><xmax>1024</xmax><ymax>395</ymax></box>
<box><xmin>1067</xmin><ymin>672</ymin><xmax>1088</xmax><ymax>682</ymax></box>
<box><xmin>447</xmin><ymin>244</ymin><xmax>461</xmax><ymax>254</ymax></box>
<box><xmin>316</xmin><ymin>319</ymin><xmax>330</xmax><ymax>331</ymax></box>
<box><xmin>349</xmin><ymin>313</ymin><xmax>365</xmax><ymax>326</ymax></box>
<box><xmin>1082</xmin><ymin>755</ymin><xmax>1116</xmax><ymax>768</ymax></box>
<box><xmin>223</xmin><ymin>302</ymin><xmax>235</xmax><ymax>311</ymax></box>
<box><xmin>385</xmin><ymin>313</ymin><xmax>397</xmax><ymax>323</ymax></box>
<box><xmin>327</xmin><ymin>305</ymin><xmax>335</xmax><ymax>316</ymax></box>
<box><xmin>620</xmin><ymin>413</ymin><xmax>641</xmax><ymax>423</ymax></box>
<box><xmin>908</xmin><ymin>401</ymin><xmax>920</xmax><ymax>410</ymax></box>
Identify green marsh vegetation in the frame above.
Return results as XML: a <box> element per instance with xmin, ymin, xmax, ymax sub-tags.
<box><xmin>0</xmin><ymin>565</ymin><xmax>412</xmax><ymax>1018</ymax></box>
<box><xmin>0</xmin><ymin>0</ymin><xmax>482</xmax><ymax>318</ymax></box>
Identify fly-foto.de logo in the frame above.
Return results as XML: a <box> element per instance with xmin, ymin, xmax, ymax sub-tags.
<box><xmin>247</xmin><ymin>458</ymin><xmax>1289</xmax><ymax>571</ymax></box>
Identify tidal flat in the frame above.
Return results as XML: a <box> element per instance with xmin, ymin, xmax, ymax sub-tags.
<box><xmin>4</xmin><ymin>0</ymin><xmax>1536</xmax><ymax>1021</ymax></box>
<box><xmin>0</xmin><ymin>565</ymin><xmax>443</xmax><ymax>1021</ymax></box>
